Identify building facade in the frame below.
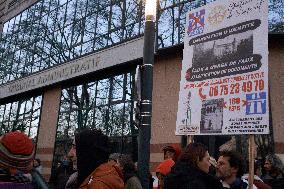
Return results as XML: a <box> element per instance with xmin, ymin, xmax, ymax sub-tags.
<box><xmin>0</xmin><ymin>0</ymin><xmax>283</xmax><ymax>182</ymax></box>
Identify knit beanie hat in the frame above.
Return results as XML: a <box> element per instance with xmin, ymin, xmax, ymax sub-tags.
<box><xmin>156</xmin><ymin>159</ymin><xmax>175</xmax><ymax>175</ymax></box>
<box><xmin>0</xmin><ymin>131</ymin><xmax>34</xmax><ymax>172</ymax></box>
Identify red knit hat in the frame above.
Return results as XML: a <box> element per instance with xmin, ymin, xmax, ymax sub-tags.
<box><xmin>155</xmin><ymin>159</ymin><xmax>175</xmax><ymax>175</ymax></box>
<box><xmin>0</xmin><ymin>131</ymin><xmax>34</xmax><ymax>171</ymax></box>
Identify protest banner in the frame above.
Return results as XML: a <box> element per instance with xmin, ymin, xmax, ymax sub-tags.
<box><xmin>176</xmin><ymin>0</ymin><xmax>269</xmax><ymax>136</ymax></box>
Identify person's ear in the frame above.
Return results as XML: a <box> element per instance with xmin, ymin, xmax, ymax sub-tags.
<box><xmin>196</xmin><ymin>157</ymin><xmax>200</xmax><ymax>166</ymax></box>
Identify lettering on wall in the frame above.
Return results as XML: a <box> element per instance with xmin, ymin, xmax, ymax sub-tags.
<box><xmin>0</xmin><ymin>37</ymin><xmax>144</xmax><ymax>99</ymax></box>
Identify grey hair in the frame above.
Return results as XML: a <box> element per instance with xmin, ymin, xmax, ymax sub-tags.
<box><xmin>118</xmin><ymin>154</ymin><xmax>132</xmax><ymax>167</ymax></box>
<box><xmin>109</xmin><ymin>153</ymin><xmax>121</xmax><ymax>162</ymax></box>
<box><xmin>266</xmin><ymin>154</ymin><xmax>284</xmax><ymax>172</ymax></box>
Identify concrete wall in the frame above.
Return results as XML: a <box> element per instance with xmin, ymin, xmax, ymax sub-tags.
<box><xmin>150</xmin><ymin>49</ymin><xmax>183</xmax><ymax>170</ymax></box>
<box><xmin>269</xmin><ymin>37</ymin><xmax>284</xmax><ymax>161</ymax></box>
<box><xmin>36</xmin><ymin>86</ymin><xmax>61</xmax><ymax>181</ymax></box>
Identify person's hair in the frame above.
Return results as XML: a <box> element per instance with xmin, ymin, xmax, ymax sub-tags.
<box><xmin>219</xmin><ymin>150</ymin><xmax>245</xmax><ymax>177</ymax></box>
<box><xmin>179</xmin><ymin>143</ymin><xmax>208</xmax><ymax>168</ymax></box>
<box><xmin>265</xmin><ymin>154</ymin><xmax>284</xmax><ymax>173</ymax></box>
<box><xmin>162</xmin><ymin>145</ymin><xmax>181</xmax><ymax>162</ymax></box>
<box><xmin>76</xmin><ymin>129</ymin><xmax>110</xmax><ymax>186</ymax></box>
<box><xmin>118</xmin><ymin>154</ymin><xmax>137</xmax><ymax>182</ymax></box>
<box><xmin>109</xmin><ymin>153</ymin><xmax>121</xmax><ymax>162</ymax></box>
<box><xmin>35</xmin><ymin>158</ymin><xmax>41</xmax><ymax>166</ymax></box>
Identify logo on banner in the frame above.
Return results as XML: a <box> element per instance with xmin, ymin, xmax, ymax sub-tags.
<box><xmin>187</xmin><ymin>9</ymin><xmax>205</xmax><ymax>37</ymax></box>
<box><xmin>245</xmin><ymin>92</ymin><xmax>267</xmax><ymax>115</ymax></box>
<box><xmin>208</xmin><ymin>5</ymin><xmax>227</xmax><ymax>26</ymax></box>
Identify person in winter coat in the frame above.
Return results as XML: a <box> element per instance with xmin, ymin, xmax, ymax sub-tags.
<box><xmin>155</xmin><ymin>159</ymin><xmax>175</xmax><ymax>189</ymax></box>
<box><xmin>216</xmin><ymin>150</ymin><xmax>249</xmax><ymax>189</ymax></box>
<box><xmin>50</xmin><ymin>156</ymin><xmax>74</xmax><ymax>189</ymax></box>
<box><xmin>164</xmin><ymin>142</ymin><xmax>223</xmax><ymax>189</ymax></box>
<box><xmin>72</xmin><ymin>129</ymin><xmax>124</xmax><ymax>189</ymax></box>
<box><xmin>33</xmin><ymin>158</ymin><xmax>43</xmax><ymax>175</ymax></box>
<box><xmin>79</xmin><ymin>160</ymin><xmax>124</xmax><ymax>189</ymax></box>
<box><xmin>242</xmin><ymin>160</ymin><xmax>271</xmax><ymax>189</ymax></box>
<box><xmin>262</xmin><ymin>154</ymin><xmax>284</xmax><ymax>189</ymax></box>
<box><xmin>118</xmin><ymin>154</ymin><xmax>142</xmax><ymax>189</ymax></box>
<box><xmin>66</xmin><ymin>138</ymin><xmax>78</xmax><ymax>189</ymax></box>
<box><xmin>0</xmin><ymin>131</ymin><xmax>35</xmax><ymax>189</ymax></box>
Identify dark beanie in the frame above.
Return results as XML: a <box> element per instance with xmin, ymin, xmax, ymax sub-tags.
<box><xmin>0</xmin><ymin>131</ymin><xmax>34</xmax><ymax>172</ymax></box>
<box><xmin>76</xmin><ymin>129</ymin><xmax>110</xmax><ymax>186</ymax></box>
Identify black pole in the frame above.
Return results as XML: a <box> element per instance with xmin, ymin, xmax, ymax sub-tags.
<box><xmin>137</xmin><ymin>18</ymin><xmax>155</xmax><ymax>189</ymax></box>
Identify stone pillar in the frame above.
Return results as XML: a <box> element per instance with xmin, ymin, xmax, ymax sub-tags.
<box><xmin>269</xmin><ymin>38</ymin><xmax>284</xmax><ymax>161</ymax></box>
<box><xmin>150</xmin><ymin>50</ymin><xmax>182</xmax><ymax>171</ymax></box>
<box><xmin>36</xmin><ymin>86</ymin><xmax>62</xmax><ymax>181</ymax></box>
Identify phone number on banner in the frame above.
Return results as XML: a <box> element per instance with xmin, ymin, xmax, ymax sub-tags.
<box><xmin>207</xmin><ymin>79</ymin><xmax>264</xmax><ymax>97</ymax></box>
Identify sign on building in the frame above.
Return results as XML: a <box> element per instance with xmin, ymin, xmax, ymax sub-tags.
<box><xmin>176</xmin><ymin>0</ymin><xmax>269</xmax><ymax>135</ymax></box>
<box><xmin>0</xmin><ymin>37</ymin><xmax>143</xmax><ymax>99</ymax></box>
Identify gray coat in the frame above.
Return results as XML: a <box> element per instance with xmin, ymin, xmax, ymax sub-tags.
<box><xmin>125</xmin><ymin>176</ymin><xmax>143</xmax><ymax>189</ymax></box>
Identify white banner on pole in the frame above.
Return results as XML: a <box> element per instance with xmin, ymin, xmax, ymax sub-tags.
<box><xmin>176</xmin><ymin>0</ymin><xmax>269</xmax><ymax>135</ymax></box>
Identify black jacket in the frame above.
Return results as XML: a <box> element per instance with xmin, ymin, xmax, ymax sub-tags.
<box><xmin>164</xmin><ymin>161</ymin><xmax>223</xmax><ymax>189</ymax></box>
<box><xmin>225</xmin><ymin>178</ymin><xmax>248</xmax><ymax>189</ymax></box>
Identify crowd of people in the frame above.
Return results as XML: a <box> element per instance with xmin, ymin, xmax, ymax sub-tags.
<box><xmin>155</xmin><ymin>144</ymin><xmax>284</xmax><ymax>189</ymax></box>
<box><xmin>0</xmin><ymin>130</ymin><xmax>284</xmax><ymax>189</ymax></box>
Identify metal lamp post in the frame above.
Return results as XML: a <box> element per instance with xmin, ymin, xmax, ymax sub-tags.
<box><xmin>137</xmin><ymin>0</ymin><xmax>156</xmax><ymax>189</ymax></box>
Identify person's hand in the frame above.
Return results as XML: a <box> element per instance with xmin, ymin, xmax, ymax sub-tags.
<box><xmin>209</xmin><ymin>156</ymin><xmax>217</xmax><ymax>167</ymax></box>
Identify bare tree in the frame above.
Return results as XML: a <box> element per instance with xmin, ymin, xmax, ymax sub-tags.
<box><xmin>269</xmin><ymin>0</ymin><xmax>284</xmax><ymax>32</ymax></box>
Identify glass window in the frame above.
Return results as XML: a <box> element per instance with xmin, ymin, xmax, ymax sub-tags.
<box><xmin>0</xmin><ymin>96</ymin><xmax>43</xmax><ymax>141</ymax></box>
<box><xmin>157</xmin><ymin>6</ymin><xmax>179</xmax><ymax>48</ymax></box>
<box><xmin>76</xmin><ymin>0</ymin><xmax>87</xmax><ymax>19</ymax></box>
<box><xmin>66</xmin><ymin>0</ymin><xmax>76</xmax><ymax>25</ymax></box>
<box><xmin>49</xmin><ymin>0</ymin><xmax>59</xmax><ymax>12</ymax></box>
<box><xmin>0</xmin><ymin>0</ymin><xmax>283</xmax><ymax>85</ymax></box>
<box><xmin>53</xmin><ymin>71</ymin><xmax>137</xmax><ymax>172</ymax></box>
<box><xmin>41</xmin><ymin>0</ymin><xmax>50</xmax><ymax>15</ymax></box>
<box><xmin>59</xmin><ymin>0</ymin><xmax>68</xmax><ymax>6</ymax></box>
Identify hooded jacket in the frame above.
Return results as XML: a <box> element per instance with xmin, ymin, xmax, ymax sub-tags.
<box><xmin>164</xmin><ymin>161</ymin><xmax>223</xmax><ymax>189</ymax></box>
<box><xmin>79</xmin><ymin>161</ymin><xmax>124</xmax><ymax>189</ymax></box>
<box><xmin>156</xmin><ymin>159</ymin><xmax>175</xmax><ymax>176</ymax></box>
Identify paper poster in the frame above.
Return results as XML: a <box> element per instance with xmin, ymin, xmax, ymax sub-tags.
<box><xmin>176</xmin><ymin>0</ymin><xmax>269</xmax><ymax>135</ymax></box>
